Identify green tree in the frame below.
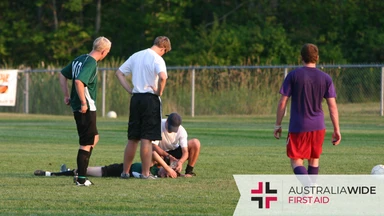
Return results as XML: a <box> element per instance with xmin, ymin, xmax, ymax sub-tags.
<box><xmin>1</xmin><ymin>0</ymin><xmax>384</xmax><ymax>67</ymax></box>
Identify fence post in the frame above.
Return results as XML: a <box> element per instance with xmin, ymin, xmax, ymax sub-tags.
<box><xmin>24</xmin><ymin>69</ymin><xmax>30</xmax><ymax>114</ymax></box>
<box><xmin>381</xmin><ymin>67</ymin><xmax>384</xmax><ymax>116</ymax></box>
<box><xmin>284</xmin><ymin>68</ymin><xmax>288</xmax><ymax>117</ymax></box>
<box><xmin>102</xmin><ymin>69</ymin><xmax>106</xmax><ymax>117</ymax></box>
<box><xmin>191</xmin><ymin>68</ymin><xmax>195</xmax><ymax>117</ymax></box>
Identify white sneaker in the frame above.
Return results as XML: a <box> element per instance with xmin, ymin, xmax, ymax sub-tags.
<box><xmin>74</xmin><ymin>176</ymin><xmax>94</xmax><ymax>186</ymax></box>
<box><xmin>76</xmin><ymin>179</ymin><xmax>93</xmax><ymax>186</ymax></box>
<box><xmin>120</xmin><ymin>173</ymin><xmax>130</xmax><ymax>179</ymax></box>
<box><xmin>132</xmin><ymin>172</ymin><xmax>141</xmax><ymax>178</ymax></box>
<box><xmin>139</xmin><ymin>174</ymin><xmax>157</xmax><ymax>179</ymax></box>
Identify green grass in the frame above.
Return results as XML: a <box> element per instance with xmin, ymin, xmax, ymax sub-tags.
<box><xmin>0</xmin><ymin>113</ymin><xmax>383</xmax><ymax>215</ymax></box>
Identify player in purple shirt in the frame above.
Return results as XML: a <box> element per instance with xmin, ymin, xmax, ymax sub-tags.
<box><xmin>274</xmin><ymin>43</ymin><xmax>341</xmax><ymax>178</ymax></box>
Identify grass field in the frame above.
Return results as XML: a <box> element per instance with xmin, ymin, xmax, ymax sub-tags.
<box><xmin>0</xmin><ymin>113</ymin><xmax>383</xmax><ymax>215</ymax></box>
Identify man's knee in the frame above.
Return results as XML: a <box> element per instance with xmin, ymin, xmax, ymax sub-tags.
<box><xmin>188</xmin><ymin>138</ymin><xmax>201</xmax><ymax>149</ymax></box>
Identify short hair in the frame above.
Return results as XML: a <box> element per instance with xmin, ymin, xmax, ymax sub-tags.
<box><xmin>93</xmin><ymin>36</ymin><xmax>111</xmax><ymax>52</ymax></box>
<box><xmin>301</xmin><ymin>43</ymin><xmax>318</xmax><ymax>63</ymax></box>
<box><xmin>153</xmin><ymin>36</ymin><xmax>171</xmax><ymax>53</ymax></box>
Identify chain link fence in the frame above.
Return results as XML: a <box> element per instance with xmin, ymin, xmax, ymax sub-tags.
<box><xmin>0</xmin><ymin>65</ymin><xmax>383</xmax><ymax>117</ymax></box>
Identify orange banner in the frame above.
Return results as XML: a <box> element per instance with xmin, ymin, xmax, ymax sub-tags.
<box><xmin>0</xmin><ymin>70</ymin><xmax>18</xmax><ymax>106</ymax></box>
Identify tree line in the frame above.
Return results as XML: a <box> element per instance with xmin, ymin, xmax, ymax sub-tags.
<box><xmin>0</xmin><ymin>0</ymin><xmax>383</xmax><ymax>68</ymax></box>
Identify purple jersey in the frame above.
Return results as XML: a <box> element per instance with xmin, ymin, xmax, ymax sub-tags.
<box><xmin>280</xmin><ymin>67</ymin><xmax>336</xmax><ymax>132</ymax></box>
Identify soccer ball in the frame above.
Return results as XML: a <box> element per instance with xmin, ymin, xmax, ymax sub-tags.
<box><xmin>106</xmin><ymin>111</ymin><xmax>117</xmax><ymax>118</ymax></box>
<box><xmin>371</xmin><ymin>165</ymin><xmax>384</xmax><ymax>175</ymax></box>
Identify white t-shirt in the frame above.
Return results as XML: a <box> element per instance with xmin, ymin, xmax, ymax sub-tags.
<box><xmin>119</xmin><ymin>48</ymin><xmax>167</xmax><ymax>94</ymax></box>
<box><xmin>153</xmin><ymin>119</ymin><xmax>188</xmax><ymax>151</ymax></box>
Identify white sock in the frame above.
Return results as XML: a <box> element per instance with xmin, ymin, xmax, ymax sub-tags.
<box><xmin>45</xmin><ymin>171</ymin><xmax>51</xmax><ymax>176</ymax></box>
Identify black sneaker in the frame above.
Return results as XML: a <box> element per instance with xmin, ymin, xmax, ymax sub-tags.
<box><xmin>34</xmin><ymin>170</ymin><xmax>47</xmax><ymax>176</ymax></box>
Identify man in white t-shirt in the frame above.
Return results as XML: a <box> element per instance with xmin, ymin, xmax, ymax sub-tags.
<box><xmin>115</xmin><ymin>36</ymin><xmax>171</xmax><ymax>179</ymax></box>
<box><xmin>152</xmin><ymin>113</ymin><xmax>201</xmax><ymax>177</ymax></box>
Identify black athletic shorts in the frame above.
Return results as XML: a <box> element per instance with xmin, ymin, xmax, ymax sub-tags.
<box><xmin>73</xmin><ymin>110</ymin><xmax>98</xmax><ymax>146</ymax></box>
<box><xmin>128</xmin><ymin>93</ymin><xmax>162</xmax><ymax>141</ymax></box>
<box><xmin>101</xmin><ymin>163</ymin><xmax>123</xmax><ymax>177</ymax></box>
<box><xmin>167</xmin><ymin>146</ymin><xmax>183</xmax><ymax>159</ymax></box>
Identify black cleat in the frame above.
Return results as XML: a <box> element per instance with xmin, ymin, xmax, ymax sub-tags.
<box><xmin>34</xmin><ymin>170</ymin><xmax>47</xmax><ymax>176</ymax></box>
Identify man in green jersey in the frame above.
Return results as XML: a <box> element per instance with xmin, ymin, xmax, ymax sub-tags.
<box><xmin>59</xmin><ymin>36</ymin><xmax>112</xmax><ymax>186</ymax></box>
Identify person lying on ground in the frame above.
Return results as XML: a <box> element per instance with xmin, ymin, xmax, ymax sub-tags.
<box><xmin>34</xmin><ymin>151</ymin><xmax>178</xmax><ymax>178</ymax></box>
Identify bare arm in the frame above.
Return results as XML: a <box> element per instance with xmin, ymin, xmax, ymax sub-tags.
<box><xmin>274</xmin><ymin>95</ymin><xmax>289</xmax><ymax>139</ymax></box>
<box><xmin>152</xmin><ymin>143</ymin><xmax>178</xmax><ymax>164</ymax></box>
<box><xmin>326</xmin><ymin>97</ymin><xmax>341</xmax><ymax>145</ymax></box>
<box><xmin>173</xmin><ymin>147</ymin><xmax>188</xmax><ymax>173</ymax></box>
<box><xmin>154</xmin><ymin>72</ymin><xmax>167</xmax><ymax>96</ymax></box>
<box><xmin>74</xmin><ymin>79</ymin><xmax>87</xmax><ymax>113</ymax></box>
<box><xmin>152</xmin><ymin>144</ymin><xmax>169</xmax><ymax>158</ymax></box>
<box><xmin>152</xmin><ymin>151</ymin><xmax>177</xmax><ymax>178</ymax></box>
<box><xmin>178</xmin><ymin>147</ymin><xmax>189</xmax><ymax>165</ymax></box>
<box><xmin>115</xmin><ymin>69</ymin><xmax>133</xmax><ymax>94</ymax></box>
<box><xmin>59</xmin><ymin>74</ymin><xmax>70</xmax><ymax>105</ymax></box>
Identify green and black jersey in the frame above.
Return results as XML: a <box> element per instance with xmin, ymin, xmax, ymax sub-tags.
<box><xmin>131</xmin><ymin>163</ymin><xmax>160</xmax><ymax>176</ymax></box>
<box><xmin>61</xmin><ymin>54</ymin><xmax>98</xmax><ymax>112</ymax></box>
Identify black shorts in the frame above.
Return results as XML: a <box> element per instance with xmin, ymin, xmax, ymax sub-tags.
<box><xmin>128</xmin><ymin>93</ymin><xmax>162</xmax><ymax>141</ymax></box>
<box><xmin>167</xmin><ymin>146</ymin><xmax>183</xmax><ymax>159</ymax></box>
<box><xmin>101</xmin><ymin>163</ymin><xmax>123</xmax><ymax>177</ymax></box>
<box><xmin>73</xmin><ymin>110</ymin><xmax>98</xmax><ymax>146</ymax></box>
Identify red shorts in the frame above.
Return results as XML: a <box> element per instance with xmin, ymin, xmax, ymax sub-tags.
<box><xmin>286</xmin><ymin>129</ymin><xmax>325</xmax><ymax>159</ymax></box>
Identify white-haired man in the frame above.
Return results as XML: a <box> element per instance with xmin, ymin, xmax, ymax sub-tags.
<box><xmin>59</xmin><ymin>36</ymin><xmax>111</xmax><ymax>186</ymax></box>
